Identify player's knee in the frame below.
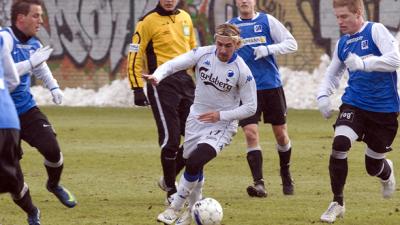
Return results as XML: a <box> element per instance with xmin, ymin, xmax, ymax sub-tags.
<box><xmin>332</xmin><ymin>135</ymin><xmax>351</xmax><ymax>152</ymax></box>
<box><xmin>161</xmin><ymin>148</ymin><xmax>177</xmax><ymax>160</ymax></box>
<box><xmin>275</xmin><ymin>133</ymin><xmax>289</xmax><ymax>145</ymax></box>
<box><xmin>40</xmin><ymin>144</ymin><xmax>61</xmax><ymax>163</ymax></box>
<box><xmin>32</xmin><ymin>134</ymin><xmax>61</xmax><ymax>163</ymax></box>
<box><xmin>186</xmin><ymin>144</ymin><xmax>216</xmax><ymax>175</ymax></box>
<box><xmin>365</xmin><ymin>155</ymin><xmax>384</xmax><ymax>176</ymax></box>
<box><xmin>44</xmin><ymin>152</ymin><xmax>63</xmax><ymax>168</ymax></box>
<box><xmin>331</xmin><ymin>135</ymin><xmax>350</xmax><ymax>159</ymax></box>
<box><xmin>243</xmin><ymin>126</ymin><xmax>258</xmax><ymax>143</ymax></box>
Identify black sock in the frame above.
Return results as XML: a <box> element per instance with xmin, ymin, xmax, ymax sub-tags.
<box><xmin>329</xmin><ymin>156</ymin><xmax>347</xmax><ymax>206</ymax></box>
<box><xmin>45</xmin><ymin>164</ymin><xmax>63</xmax><ymax>188</ymax></box>
<box><xmin>278</xmin><ymin>148</ymin><xmax>292</xmax><ymax>175</ymax></box>
<box><xmin>377</xmin><ymin>159</ymin><xmax>391</xmax><ymax>180</ymax></box>
<box><xmin>247</xmin><ymin>150</ymin><xmax>263</xmax><ymax>182</ymax></box>
<box><xmin>161</xmin><ymin>150</ymin><xmax>177</xmax><ymax>193</ymax></box>
<box><xmin>175</xmin><ymin>146</ymin><xmax>186</xmax><ymax>176</ymax></box>
<box><xmin>13</xmin><ymin>189</ymin><xmax>36</xmax><ymax>215</ymax></box>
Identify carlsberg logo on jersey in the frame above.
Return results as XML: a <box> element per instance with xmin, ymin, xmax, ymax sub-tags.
<box><xmin>242</xmin><ymin>36</ymin><xmax>267</xmax><ymax>46</ymax></box>
<box><xmin>346</xmin><ymin>36</ymin><xmax>363</xmax><ymax>45</ymax></box>
<box><xmin>199</xmin><ymin>67</ymin><xmax>233</xmax><ymax>92</ymax></box>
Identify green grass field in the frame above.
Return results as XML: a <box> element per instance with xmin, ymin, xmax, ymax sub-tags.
<box><xmin>0</xmin><ymin>107</ymin><xmax>399</xmax><ymax>225</ymax></box>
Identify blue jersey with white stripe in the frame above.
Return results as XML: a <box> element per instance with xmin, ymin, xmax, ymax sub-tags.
<box><xmin>229</xmin><ymin>13</ymin><xmax>281</xmax><ymax>90</ymax></box>
<box><xmin>0</xmin><ymin>36</ymin><xmax>20</xmax><ymax>129</ymax></box>
<box><xmin>337</xmin><ymin>22</ymin><xmax>399</xmax><ymax>112</ymax></box>
<box><xmin>1</xmin><ymin>27</ymin><xmax>41</xmax><ymax>115</ymax></box>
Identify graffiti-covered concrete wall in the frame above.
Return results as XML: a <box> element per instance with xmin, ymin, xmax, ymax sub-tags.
<box><xmin>0</xmin><ymin>0</ymin><xmax>399</xmax><ymax>89</ymax></box>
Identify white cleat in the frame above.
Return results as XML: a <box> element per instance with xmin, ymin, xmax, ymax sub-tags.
<box><xmin>381</xmin><ymin>159</ymin><xmax>396</xmax><ymax>199</ymax></box>
<box><xmin>158</xmin><ymin>176</ymin><xmax>178</xmax><ymax>206</ymax></box>
<box><xmin>320</xmin><ymin>202</ymin><xmax>345</xmax><ymax>223</ymax></box>
<box><xmin>165</xmin><ymin>193</ymin><xmax>176</xmax><ymax>206</ymax></box>
<box><xmin>175</xmin><ymin>207</ymin><xmax>192</xmax><ymax>225</ymax></box>
<box><xmin>157</xmin><ymin>207</ymin><xmax>179</xmax><ymax>225</ymax></box>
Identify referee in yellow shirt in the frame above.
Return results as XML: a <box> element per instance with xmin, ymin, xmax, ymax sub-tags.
<box><xmin>127</xmin><ymin>0</ymin><xmax>197</xmax><ymax>204</ymax></box>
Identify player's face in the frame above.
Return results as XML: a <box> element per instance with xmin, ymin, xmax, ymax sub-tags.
<box><xmin>334</xmin><ymin>6</ymin><xmax>363</xmax><ymax>34</ymax></box>
<box><xmin>236</xmin><ymin>0</ymin><xmax>256</xmax><ymax>19</ymax></box>
<box><xmin>159</xmin><ymin>0</ymin><xmax>178</xmax><ymax>12</ymax></box>
<box><xmin>215</xmin><ymin>36</ymin><xmax>239</xmax><ymax>62</ymax></box>
<box><xmin>18</xmin><ymin>4</ymin><xmax>43</xmax><ymax>37</ymax></box>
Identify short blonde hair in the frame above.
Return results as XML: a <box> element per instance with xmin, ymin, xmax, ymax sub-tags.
<box><xmin>333</xmin><ymin>0</ymin><xmax>364</xmax><ymax>14</ymax></box>
<box><xmin>214</xmin><ymin>23</ymin><xmax>242</xmax><ymax>46</ymax></box>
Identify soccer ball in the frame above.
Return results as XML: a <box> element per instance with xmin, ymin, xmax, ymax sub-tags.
<box><xmin>191</xmin><ymin>197</ymin><xmax>223</xmax><ymax>225</ymax></box>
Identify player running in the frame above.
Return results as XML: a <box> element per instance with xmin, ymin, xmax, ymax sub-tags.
<box><xmin>0</xmin><ymin>0</ymin><xmax>77</xmax><ymax>208</ymax></box>
<box><xmin>229</xmin><ymin>0</ymin><xmax>298</xmax><ymax>197</ymax></box>
<box><xmin>317</xmin><ymin>0</ymin><xmax>400</xmax><ymax>223</ymax></box>
<box><xmin>148</xmin><ymin>23</ymin><xmax>257</xmax><ymax>225</ymax></box>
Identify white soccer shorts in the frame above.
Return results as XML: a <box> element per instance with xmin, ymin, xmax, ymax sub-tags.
<box><xmin>182</xmin><ymin>114</ymin><xmax>238</xmax><ymax>159</ymax></box>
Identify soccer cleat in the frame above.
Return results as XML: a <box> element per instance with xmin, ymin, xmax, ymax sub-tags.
<box><xmin>281</xmin><ymin>170</ymin><xmax>294</xmax><ymax>195</ymax></box>
<box><xmin>164</xmin><ymin>193</ymin><xmax>176</xmax><ymax>206</ymax></box>
<box><xmin>320</xmin><ymin>202</ymin><xmax>345</xmax><ymax>223</ymax></box>
<box><xmin>157</xmin><ymin>207</ymin><xmax>179</xmax><ymax>224</ymax></box>
<box><xmin>381</xmin><ymin>159</ymin><xmax>396</xmax><ymax>199</ymax></box>
<box><xmin>47</xmin><ymin>184</ymin><xmax>77</xmax><ymax>208</ymax></box>
<box><xmin>247</xmin><ymin>181</ymin><xmax>267</xmax><ymax>198</ymax></box>
<box><xmin>175</xmin><ymin>207</ymin><xmax>192</xmax><ymax>225</ymax></box>
<box><xmin>27</xmin><ymin>207</ymin><xmax>40</xmax><ymax>225</ymax></box>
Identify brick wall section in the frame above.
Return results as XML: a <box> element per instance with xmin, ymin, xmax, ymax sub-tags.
<box><xmin>272</xmin><ymin>1</ymin><xmax>327</xmax><ymax>71</ymax></box>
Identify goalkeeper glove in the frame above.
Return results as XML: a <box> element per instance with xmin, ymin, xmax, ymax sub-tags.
<box><xmin>253</xmin><ymin>46</ymin><xmax>270</xmax><ymax>60</ymax></box>
<box><xmin>51</xmin><ymin>87</ymin><xmax>64</xmax><ymax>105</ymax></box>
<box><xmin>344</xmin><ymin>53</ymin><xmax>365</xmax><ymax>72</ymax></box>
<box><xmin>29</xmin><ymin>46</ymin><xmax>54</xmax><ymax>68</ymax></box>
<box><xmin>133</xmin><ymin>88</ymin><xmax>149</xmax><ymax>106</ymax></box>
<box><xmin>317</xmin><ymin>95</ymin><xmax>333</xmax><ymax>119</ymax></box>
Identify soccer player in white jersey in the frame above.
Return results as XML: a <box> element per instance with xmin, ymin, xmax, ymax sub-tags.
<box><xmin>229</xmin><ymin>0</ymin><xmax>298</xmax><ymax>197</ymax></box>
<box><xmin>317</xmin><ymin>0</ymin><xmax>400</xmax><ymax>223</ymax></box>
<box><xmin>147</xmin><ymin>23</ymin><xmax>257</xmax><ymax>225</ymax></box>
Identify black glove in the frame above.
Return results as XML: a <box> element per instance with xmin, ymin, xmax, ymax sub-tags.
<box><xmin>133</xmin><ymin>88</ymin><xmax>149</xmax><ymax>106</ymax></box>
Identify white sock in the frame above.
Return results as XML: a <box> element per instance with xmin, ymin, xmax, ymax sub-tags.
<box><xmin>276</xmin><ymin>141</ymin><xmax>291</xmax><ymax>152</ymax></box>
<box><xmin>188</xmin><ymin>177</ymin><xmax>205</xmax><ymax>209</ymax></box>
<box><xmin>171</xmin><ymin>173</ymin><xmax>198</xmax><ymax>211</ymax></box>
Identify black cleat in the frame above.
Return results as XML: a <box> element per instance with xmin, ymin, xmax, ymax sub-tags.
<box><xmin>247</xmin><ymin>180</ymin><xmax>267</xmax><ymax>198</ymax></box>
<box><xmin>47</xmin><ymin>184</ymin><xmax>77</xmax><ymax>208</ymax></box>
<box><xmin>27</xmin><ymin>207</ymin><xmax>40</xmax><ymax>225</ymax></box>
<box><xmin>281</xmin><ymin>170</ymin><xmax>294</xmax><ymax>195</ymax></box>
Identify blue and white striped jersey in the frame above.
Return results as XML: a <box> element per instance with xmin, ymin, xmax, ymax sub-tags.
<box><xmin>1</xmin><ymin>27</ymin><xmax>41</xmax><ymax>115</ymax></box>
<box><xmin>338</xmin><ymin>22</ymin><xmax>399</xmax><ymax>112</ymax></box>
<box><xmin>228</xmin><ymin>12</ymin><xmax>297</xmax><ymax>90</ymax></box>
<box><xmin>319</xmin><ymin>22</ymin><xmax>400</xmax><ymax>113</ymax></box>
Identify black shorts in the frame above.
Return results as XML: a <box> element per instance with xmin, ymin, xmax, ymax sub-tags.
<box><xmin>239</xmin><ymin>87</ymin><xmax>287</xmax><ymax>127</ymax></box>
<box><xmin>19</xmin><ymin>107</ymin><xmax>60</xmax><ymax>161</ymax></box>
<box><xmin>0</xmin><ymin>129</ymin><xmax>24</xmax><ymax>194</ymax></box>
<box><xmin>335</xmin><ymin>104</ymin><xmax>398</xmax><ymax>153</ymax></box>
<box><xmin>146</xmin><ymin>71</ymin><xmax>195</xmax><ymax>151</ymax></box>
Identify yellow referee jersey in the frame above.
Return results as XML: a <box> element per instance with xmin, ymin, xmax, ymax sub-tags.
<box><xmin>127</xmin><ymin>6</ymin><xmax>197</xmax><ymax>89</ymax></box>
